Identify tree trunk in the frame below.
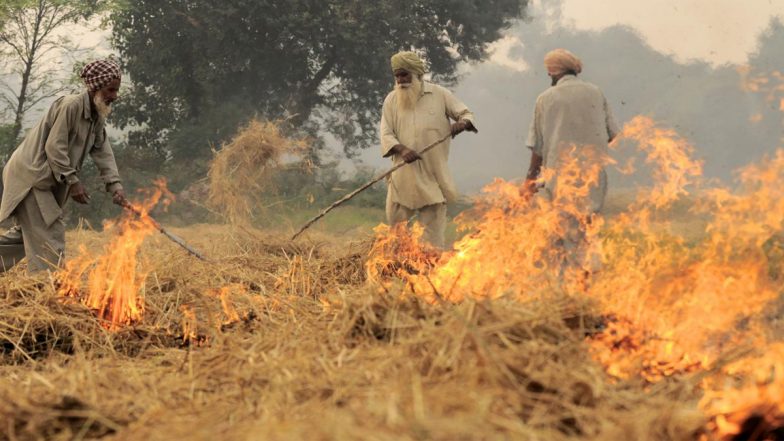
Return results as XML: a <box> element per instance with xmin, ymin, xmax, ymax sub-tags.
<box><xmin>12</xmin><ymin>59</ymin><xmax>34</xmax><ymax>141</ymax></box>
<box><xmin>11</xmin><ymin>1</ymin><xmax>45</xmax><ymax>141</ymax></box>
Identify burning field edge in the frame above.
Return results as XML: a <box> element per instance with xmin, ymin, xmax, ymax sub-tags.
<box><xmin>0</xmin><ymin>113</ymin><xmax>783</xmax><ymax>441</ymax></box>
<box><xmin>0</xmin><ymin>227</ymin><xmax>705</xmax><ymax>441</ymax></box>
<box><xmin>0</xmin><ymin>223</ymin><xmax>779</xmax><ymax>441</ymax></box>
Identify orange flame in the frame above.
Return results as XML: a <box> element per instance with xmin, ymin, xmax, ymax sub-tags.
<box><xmin>369</xmin><ymin>139</ymin><xmax>615</xmax><ymax>300</ymax></box>
<box><xmin>701</xmin><ymin>343</ymin><xmax>784</xmax><ymax>439</ymax></box>
<box><xmin>208</xmin><ymin>283</ymin><xmax>245</xmax><ymax>325</ymax></box>
<box><xmin>58</xmin><ymin>179</ymin><xmax>173</xmax><ymax>329</ymax></box>
<box><xmin>367</xmin><ymin>114</ymin><xmax>784</xmax><ymax>437</ymax></box>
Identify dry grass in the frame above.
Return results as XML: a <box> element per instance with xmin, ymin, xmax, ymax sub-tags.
<box><xmin>183</xmin><ymin>119</ymin><xmax>308</xmax><ymax>225</ymax></box>
<box><xmin>0</xmin><ymin>225</ymin><xmax>717</xmax><ymax>441</ymax></box>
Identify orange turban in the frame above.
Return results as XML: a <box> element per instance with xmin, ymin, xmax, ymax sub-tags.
<box><xmin>544</xmin><ymin>49</ymin><xmax>583</xmax><ymax>75</ymax></box>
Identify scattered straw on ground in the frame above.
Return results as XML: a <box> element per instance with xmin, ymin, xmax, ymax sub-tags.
<box><xmin>0</xmin><ymin>224</ymin><xmax>738</xmax><ymax>441</ymax></box>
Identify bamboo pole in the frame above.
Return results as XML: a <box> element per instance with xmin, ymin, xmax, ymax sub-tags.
<box><xmin>121</xmin><ymin>200</ymin><xmax>210</xmax><ymax>261</ymax></box>
<box><xmin>291</xmin><ymin>132</ymin><xmax>455</xmax><ymax>241</ymax></box>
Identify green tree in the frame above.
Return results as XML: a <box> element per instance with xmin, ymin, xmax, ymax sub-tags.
<box><xmin>110</xmin><ymin>0</ymin><xmax>529</xmax><ymax>189</ymax></box>
<box><xmin>0</xmin><ymin>0</ymin><xmax>107</xmax><ymax>157</ymax></box>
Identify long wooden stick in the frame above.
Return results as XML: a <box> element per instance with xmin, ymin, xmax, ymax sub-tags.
<box><xmin>291</xmin><ymin>132</ymin><xmax>454</xmax><ymax>241</ymax></box>
<box><xmin>121</xmin><ymin>201</ymin><xmax>209</xmax><ymax>261</ymax></box>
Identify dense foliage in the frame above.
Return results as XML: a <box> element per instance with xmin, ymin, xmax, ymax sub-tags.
<box><xmin>109</xmin><ymin>0</ymin><xmax>528</xmax><ymax>188</ymax></box>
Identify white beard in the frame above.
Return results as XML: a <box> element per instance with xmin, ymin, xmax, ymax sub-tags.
<box><xmin>93</xmin><ymin>90</ymin><xmax>113</xmax><ymax>119</ymax></box>
<box><xmin>395</xmin><ymin>78</ymin><xmax>422</xmax><ymax>112</ymax></box>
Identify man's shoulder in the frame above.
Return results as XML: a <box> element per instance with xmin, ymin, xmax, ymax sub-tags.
<box><xmin>564</xmin><ymin>77</ymin><xmax>604</xmax><ymax>94</ymax></box>
<box><xmin>536</xmin><ymin>87</ymin><xmax>556</xmax><ymax>103</ymax></box>
<box><xmin>60</xmin><ymin>92</ymin><xmax>86</xmax><ymax>106</ymax></box>
<box><xmin>51</xmin><ymin>93</ymin><xmax>85</xmax><ymax>115</ymax></box>
<box><xmin>539</xmin><ymin>78</ymin><xmax>603</xmax><ymax>100</ymax></box>
<box><xmin>424</xmin><ymin>82</ymin><xmax>452</xmax><ymax>96</ymax></box>
<box><xmin>383</xmin><ymin>90</ymin><xmax>397</xmax><ymax>106</ymax></box>
<box><xmin>577</xmin><ymin>79</ymin><xmax>603</xmax><ymax>93</ymax></box>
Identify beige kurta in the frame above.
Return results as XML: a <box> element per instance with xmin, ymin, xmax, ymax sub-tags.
<box><xmin>380</xmin><ymin>82</ymin><xmax>476</xmax><ymax>210</ymax></box>
<box><xmin>0</xmin><ymin>91</ymin><xmax>123</xmax><ymax>226</ymax></box>
<box><xmin>526</xmin><ymin>75</ymin><xmax>619</xmax><ymax>213</ymax></box>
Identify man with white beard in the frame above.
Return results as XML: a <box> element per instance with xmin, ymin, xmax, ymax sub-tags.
<box><xmin>380</xmin><ymin>51</ymin><xmax>477</xmax><ymax>248</ymax></box>
<box><xmin>0</xmin><ymin>59</ymin><xmax>127</xmax><ymax>273</ymax></box>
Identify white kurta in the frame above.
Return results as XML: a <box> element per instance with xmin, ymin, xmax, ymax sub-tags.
<box><xmin>380</xmin><ymin>82</ymin><xmax>476</xmax><ymax>210</ymax></box>
<box><xmin>526</xmin><ymin>75</ymin><xmax>619</xmax><ymax>213</ymax></box>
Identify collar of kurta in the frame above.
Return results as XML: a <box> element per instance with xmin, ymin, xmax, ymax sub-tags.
<box><xmin>80</xmin><ymin>91</ymin><xmax>94</xmax><ymax>121</ymax></box>
<box><xmin>79</xmin><ymin>90</ymin><xmax>106</xmax><ymax>125</ymax></box>
<box><xmin>555</xmin><ymin>75</ymin><xmax>579</xmax><ymax>86</ymax></box>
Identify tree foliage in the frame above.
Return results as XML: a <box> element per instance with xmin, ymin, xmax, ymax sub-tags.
<box><xmin>0</xmin><ymin>0</ymin><xmax>108</xmax><ymax>157</ymax></box>
<box><xmin>110</xmin><ymin>0</ymin><xmax>528</xmax><ymax>188</ymax></box>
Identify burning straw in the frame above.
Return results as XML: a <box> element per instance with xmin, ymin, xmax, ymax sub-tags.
<box><xmin>57</xmin><ymin>180</ymin><xmax>175</xmax><ymax>330</ymax></box>
<box><xmin>364</xmin><ymin>115</ymin><xmax>784</xmax><ymax>439</ymax></box>
<box><xmin>0</xmin><ymin>103</ymin><xmax>781</xmax><ymax>438</ymax></box>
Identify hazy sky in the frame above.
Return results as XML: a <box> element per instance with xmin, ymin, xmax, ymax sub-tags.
<box><xmin>488</xmin><ymin>0</ymin><xmax>784</xmax><ymax>70</ymax></box>
<box><xmin>558</xmin><ymin>0</ymin><xmax>783</xmax><ymax>65</ymax></box>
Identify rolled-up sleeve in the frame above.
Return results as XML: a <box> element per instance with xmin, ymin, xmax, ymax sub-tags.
<box><xmin>89</xmin><ymin>128</ymin><xmax>123</xmax><ymax>192</ymax></box>
<box><xmin>526</xmin><ymin>99</ymin><xmax>543</xmax><ymax>155</ymax></box>
<box><xmin>43</xmin><ymin>100</ymin><xmax>79</xmax><ymax>185</ymax></box>
<box><xmin>380</xmin><ymin>97</ymin><xmax>401</xmax><ymax>158</ymax></box>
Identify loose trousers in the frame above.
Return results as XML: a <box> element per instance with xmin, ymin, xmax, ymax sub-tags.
<box><xmin>386</xmin><ymin>197</ymin><xmax>447</xmax><ymax>249</ymax></box>
<box><xmin>0</xmin><ymin>191</ymin><xmax>64</xmax><ymax>273</ymax></box>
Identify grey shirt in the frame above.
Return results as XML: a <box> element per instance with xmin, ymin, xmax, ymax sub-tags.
<box><xmin>0</xmin><ymin>91</ymin><xmax>123</xmax><ymax>226</ymax></box>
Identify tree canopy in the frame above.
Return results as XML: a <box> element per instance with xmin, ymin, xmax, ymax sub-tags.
<box><xmin>110</xmin><ymin>0</ymin><xmax>528</xmax><ymax>187</ymax></box>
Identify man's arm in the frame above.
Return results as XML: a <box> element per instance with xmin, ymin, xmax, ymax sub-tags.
<box><xmin>89</xmin><ymin>129</ymin><xmax>126</xmax><ymax>205</ymax></box>
<box><xmin>43</xmin><ymin>99</ymin><xmax>79</xmax><ymax>186</ymax></box>
<box><xmin>380</xmin><ymin>96</ymin><xmax>421</xmax><ymax>163</ymax></box>
<box><xmin>522</xmin><ymin>99</ymin><xmax>544</xmax><ymax>196</ymax></box>
<box><xmin>523</xmin><ymin>151</ymin><xmax>543</xmax><ymax>194</ymax></box>
<box><xmin>443</xmin><ymin>88</ymin><xmax>477</xmax><ymax>136</ymax></box>
<box><xmin>380</xmin><ymin>96</ymin><xmax>401</xmax><ymax>158</ymax></box>
<box><xmin>604</xmin><ymin>95</ymin><xmax>620</xmax><ymax>142</ymax></box>
<box><xmin>43</xmin><ymin>99</ymin><xmax>92</xmax><ymax>204</ymax></box>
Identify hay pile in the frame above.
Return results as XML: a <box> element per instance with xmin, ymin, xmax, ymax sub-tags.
<box><xmin>201</xmin><ymin>119</ymin><xmax>308</xmax><ymax>224</ymax></box>
<box><xmin>0</xmin><ymin>225</ymin><xmax>719</xmax><ymax>441</ymax></box>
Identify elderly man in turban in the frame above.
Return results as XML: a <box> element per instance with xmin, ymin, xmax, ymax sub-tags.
<box><xmin>523</xmin><ymin>49</ymin><xmax>619</xmax><ymax>278</ymax></box>
<box><xmin>0</xmin><ymin>59</ymin><xmax>126</xmax><ymax>273</ymax></box>
<box><xmin>380</xmin><ymin>51</ymin><xmax>477</xmax><ymax>248</ymax></box>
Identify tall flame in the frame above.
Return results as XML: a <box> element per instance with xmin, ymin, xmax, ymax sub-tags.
<box><xmin>367</xmin><ymin>114</ymin><xmax>784</xmax><ymax>438</ymax></box>
<box><xmin>58</xmin><ymin>180</ymin><xmax>173</xmax><ymax>329</ymax></box>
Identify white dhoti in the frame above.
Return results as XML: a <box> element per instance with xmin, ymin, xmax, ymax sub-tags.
<box><xmin>386</xmin><ymin>195</ymin><xmax>447</xmax><ymax>249</ymax></box>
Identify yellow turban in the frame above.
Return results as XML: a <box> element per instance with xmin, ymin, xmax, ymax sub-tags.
<box><xmin>390</xmin><ymin>51</ymin><xmax>426</xmax><ymax>76</ymax></box>
<box><xmin>544</xmin><ymin>49</ymin><xmax>583</xmax><ymax>75</ymax></box>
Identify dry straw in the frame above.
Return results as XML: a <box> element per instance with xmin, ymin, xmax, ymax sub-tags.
<box><xmin>0</xmin><ymin>226</ymin><xmax>721</xmax><ymax>441</ymax></box>
<box><xmin>205</xmin><ymin>119</ymin><xmax>308</xmax><ymax>225</ymax></box>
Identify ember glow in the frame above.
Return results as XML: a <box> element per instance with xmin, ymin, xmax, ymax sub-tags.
<box><xmin>367</xmin><ymin>115</ymin><xmax>784</xmax><ymax>438</ymax></box>
<box><xmin>58</xmin><ymin>180</ymin><xmax>173</xmax><ymax>329</ymax></box>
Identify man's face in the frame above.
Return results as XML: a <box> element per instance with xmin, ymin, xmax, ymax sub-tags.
<box><xmin>98</xmin><ymin>78</ymin><xmax>122</xmax><ymax>105</ymax></box>
<box><xmin>394</xmin><ymin>69</ymin><xmax>413</xmax><ymax>87</ymax></box>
